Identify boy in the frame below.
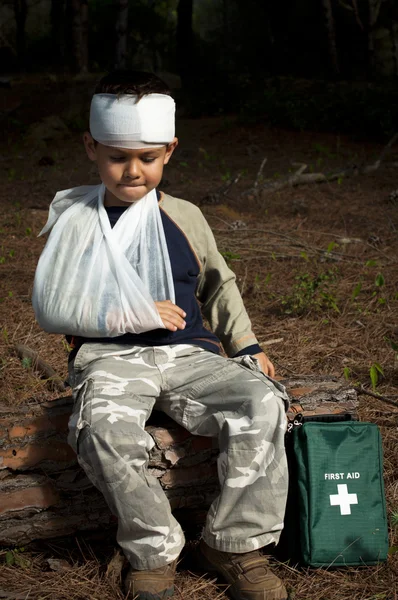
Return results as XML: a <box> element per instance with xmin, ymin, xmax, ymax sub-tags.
<box><xmin>32</xmin><ymin>71</ymin><xmax>289</xmax><ymax>600</ymax></box>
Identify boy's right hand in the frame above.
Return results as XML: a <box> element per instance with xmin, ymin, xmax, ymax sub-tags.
<box><xmin>155</xmin><ymin>300</ymin><xmax>186</xmax><ymax>331</ymax></box>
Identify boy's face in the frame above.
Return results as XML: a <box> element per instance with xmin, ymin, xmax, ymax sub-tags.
<box><xmin>83</xmin><ymin>133</ymin><xmax>178</xmax><ymax>207</ymax></box>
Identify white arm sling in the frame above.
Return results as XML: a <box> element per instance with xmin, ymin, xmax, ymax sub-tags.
<box><xmin>32</xmin><ymin>184</ymin><xmax>175</xmax><ymax>337</ymax></box>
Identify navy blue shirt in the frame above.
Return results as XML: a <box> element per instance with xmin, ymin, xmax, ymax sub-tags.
<box><xmin>67</xmin><ymin>195</ymin><xmax>261</xmax><ymax>359</ymax></box>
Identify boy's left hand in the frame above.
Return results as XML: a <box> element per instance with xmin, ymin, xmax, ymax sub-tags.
<box><xmin>252</xmin><ymin>352</ymin><xmax>275</xmax><ymax>378</ymax></box>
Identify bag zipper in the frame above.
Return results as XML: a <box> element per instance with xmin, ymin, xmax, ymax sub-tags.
<box><xmin>287</xmin><ymin>411</ymin><xmax>357</xmax><ymax>434</ymax></box>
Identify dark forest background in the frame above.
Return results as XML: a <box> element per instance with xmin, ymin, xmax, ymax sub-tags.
<box><xmin>1</xmin><ymin>0</ymin><xmax>398</xmax><ymax>136</ymax></box>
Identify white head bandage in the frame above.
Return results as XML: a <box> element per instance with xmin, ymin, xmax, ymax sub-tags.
<box><xmin>89</xmin><ymin>93</ymin><xmax>175</xmax><ymax>149</ymax></box>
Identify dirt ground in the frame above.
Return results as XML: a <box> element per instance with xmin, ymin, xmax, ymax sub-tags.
<box><xmin>0</xmin><ymin>76</ymin><xmax>397</xmax><ymax>599</ymax></box>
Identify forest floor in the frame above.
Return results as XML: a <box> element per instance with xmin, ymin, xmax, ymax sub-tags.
<box><xmin>0</xmin><ymin>75</ymin><xmax>397</xmax><ymax>599</ymax></box>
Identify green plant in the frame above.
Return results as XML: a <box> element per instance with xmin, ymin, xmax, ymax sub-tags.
<box><xmin>391</xmin><ymin>511</ymin><xmax>398</xmax><ymax>528</ymax></box>
<box><xmin>253</xmin><ymin>273</ymin><xmax>272</xmax><ymax>292</ymax></box>
<box><xmin>326</xmin><ymin>241</ymin><xmax>338</xmax><ymax>254</ymax></box>
<box><xmin>62</xmin><ymin>339</ymin><xmax>73</xmax><ymax>353</ymax></box>
<box><xmin>343</xmin><ymin>367</ymin><xmax>351</xmax><ymax>380</ymax></box>
<box><xmin>369</xmin><ymin>362</ymin><xmax>384</xmax><ymax>391</ymax></box>
<box><xmin>21</xmin><ymin>357</ymin><xmax>32</xmax><ymax>369</ymax></box>
<box><xmin>198</xmin><ymin>147</ymin><xmax>211</xmax><ymax>161</ymax></box>
<box><xmin>371</xmin><ymin>272</ymin><xmax>387</xmax><ymax>306</ymax></box>
<box><xmin>312</xmin><ymin>142</ymin><xmax>336</xmax><ymax>159</ymax></box>
<box><xmin>4</xmin><ymin>547</ymin><xmax>29</xmax><ymax>568</ymax></box>
<box><xmin>264</xmin><ymin>273</ymin><xmax>272</xmax><ymax>286</ymax></box>
<box><xmin>281</xmin><ymin>269</ymin><xmax>340</xmax><ymax>315</ymax></box>
<box><xmin>220</xmin><ymin>250</ymin><xmax>241</xmax><ymax>266</ymax></box>
<box><xmin>389</xmin><ymin>508</ymin><xmax>398</xmax><ymax>554</ymax></box>
<box><xmin>351</xmin><ymin>282</ymin><xmax>362</xmax><ymax>301</ymax></box>
<box><xmin>7</xmin><ymin>168</ymin><xmax>16</xmax><ymax>182</ymax></box>
<box><xmin>374</xmin><ymin>273</ymin><xmax>385</xmax><ymax>288</ymax></box>
<box><xmin>221</xmin><ymin>169</ymin><xmax>231</xmax><ymax>182</ymax></box>
<box><xmin>219</xmin><ymin>159</ymin><xmax>231</xmax><ymax>182</ymax></box>
<box><xmin>300</xmin><ymin>251</ymin><xmax>309</xmax><ymax>261</ymax></box>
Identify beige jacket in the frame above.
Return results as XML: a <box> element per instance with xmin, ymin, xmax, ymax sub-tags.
<box><xmin>160</xmin><ymin>192</ymin><xmax>259</xmax><ymax>357</ymax></box>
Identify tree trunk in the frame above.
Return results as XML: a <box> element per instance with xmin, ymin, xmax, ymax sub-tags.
<box><xmin>115</xmin><ymin>0</ymin><xmax>129</xmax><ymax>70</ymax></box>
<box><xmin>176</xmin><ymin>0</ymin><xmax>194</xmax><ymax>88</ymax></box>
<box><xmin>80</xmin><ymin>0</ymin><xmax>89</xmax><ymax>73</ymax></box>
<box><xmin>69</xmin><ymin>0</ymin><xmax>88</xmax><ymax>73</ymax></box>
<box><xmin>13</xmin><ymin>0</ymin><xmax>28</xmax><ymax>71</ymax></box>
<box><xmin>321</xmin><ymin>0</ymin><xmax>339</xmax><ymax>76</ymax></box>
<box><xmin>393</xmin><ymin>22</ymin><xmax>398</xmax><ymax>77</ymax></box>
<box><xmin>51</xmin><ymin>0</ymin><xmax>66</xmax><ymax>68</ymax></box>
<box><xmin>0</xmin><ymin>376</ymin><xmax>358</xmax><ymax>547</ymax></box>
<box><xmin>367</xmin><ymin>0</ymin><xmax>383</xmax><ymax>76</ymax></box>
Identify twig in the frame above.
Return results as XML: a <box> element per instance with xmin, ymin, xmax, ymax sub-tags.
<box><xmin>254</xmin><ymin>157</ymin><xmax>268</xmax><ymax>189</ymax></box>
<box><xmin>223</xmin><ymin>172</ymin><xmax>242</xmax><ymax>196</ymax></box>
<box><xmin>365</xmin><ymin>131</ymin><xmax>398</xmax><ymax>172</ymax></box>
<box><xmin>208</xmin><ymin>214</ymin><xmax>234</xmax><ymax>228</ymax></box>
<box><xmin>271</xmin><ymin>359</ymin><xmax>298</xmax><ymax>375</ymax></box>
<box><xmin>13</xmin><ymin>344</ymin><xmax>66</xmax><ymax>392</ymax></box>
<box><xmin>242</xmin><ymin>132</ymin><xmax>398</xmax><ymax>197</ymax></box>
<box><xmin>260</xmin><ymin>338</ymin><xmax>284</xmax><ymax>346</ymax></box>
<box><xmin>236</xmin><ymin>245</ymin><xmax>366</xmax><ymax>265</ymax></box>
<box><xmin>354</xmin><ymin>384</ymin><xmax>398</xmax><ymax>409</ymax></box>
<box><xmin>351</xmin><ymin>0</ymin><xmax>365</xmax><ymax>30</ymax></box>
<box><xmin>239</xmin><ymin>265</ymin><xmax>248</xmax><ymax>297</ymax></box>
<box><xmin>201</xmin><ymin>171</ymin><xmax>242</xmax><ymax>204</ymax></box>
<box><xmin>291</xmin><ymin>162</ymin><xmax>308</xmax><ymax>176</ymax></box>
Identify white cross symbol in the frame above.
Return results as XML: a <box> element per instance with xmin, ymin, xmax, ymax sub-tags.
<box><xmin>329</xmin><ymin>484</ymin><xmax>358</xmax><ymax>515</ymax></box>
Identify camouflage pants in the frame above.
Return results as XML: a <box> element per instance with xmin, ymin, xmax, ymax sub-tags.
<box><xmin>68</xmin><ymin>343</ymin><xmax>289</xmax><ymax>570</ymax></box>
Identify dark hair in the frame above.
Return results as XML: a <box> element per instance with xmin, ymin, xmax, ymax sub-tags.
<box><xmin>94</xmin><ymin>70</ymin><xmax>171</xmax><ymax>100</ymax></box>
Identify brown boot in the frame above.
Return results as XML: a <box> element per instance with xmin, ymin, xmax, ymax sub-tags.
<box><xmin>196</xmin><ymin>540</ymin><xmax>288</xmax><ymax>600</ymax></box>
<box><xmin>124</xmin><ymin>559</ymin><xmax>177</xmax><ymax>600</ymax></box>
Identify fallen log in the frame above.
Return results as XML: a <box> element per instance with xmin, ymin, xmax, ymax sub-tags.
<box><xmin>13</xmin><ymin>344</ymin><xmax>67</xmax><ymax>393</ymax></box>
<box><xmin>0</xmin><ymin>376</ymin><xmax>358</xmax><ymax>547</ymax></box>
<box><xmin>242</xmin><ymin>131</ymin><xmax>398</xmax><ymax>199</ymax></box>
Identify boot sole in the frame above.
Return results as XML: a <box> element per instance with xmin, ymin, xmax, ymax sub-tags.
<box><xmin>131</xmin><ymin>585</ymin><xmax>174</xmax><ymax>600</ymax></box>
<box><xmin>194</xmin><ymin>551</ymin><xmax>288</xmax><ymax>600</ymax></box>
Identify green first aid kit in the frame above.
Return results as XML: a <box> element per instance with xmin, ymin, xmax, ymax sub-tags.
<box><xmin>281</xmin><ymin>418</ymin><xmax>389</xmax><ymax>567</ymax></box>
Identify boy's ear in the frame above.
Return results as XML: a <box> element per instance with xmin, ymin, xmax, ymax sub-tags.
<box><xmin>163</xmin><ymin>137</ymin><xmax>178</xmax><ymax>165</ymax></box>
<box><xmin>83</xmin><ymin>132</ymin><xmax>97</xmax><ymax>161</ymax></box>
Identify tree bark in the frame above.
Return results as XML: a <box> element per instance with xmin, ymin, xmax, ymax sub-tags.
<box><xmin>13</xmin><ymin>0</ymin><xmax>28</xmax><ymax>70</ymax></box>
<box><xmin>393</xmin><ymin>22</ymin><xmax>398</xmax><ymax>77</ymax></box>
<box><xmin>367</xmin><ymin>0</ymin><xmax>383</xmax><ymax>76</ymax></box>
<box><xmin>176</xmin><ymin>0</ymin><xmax>194</xmax><ymax>88</ymax></box>
<box><xmin>80</xmin><ymin>0</ymin><xmax>89</xmax><ymax>73</ymax></box>
<box><xmin>51</xmin><ymin>0</ymin><xmax>66</xmax><ymax>68</ymax></box>
<box><xmin>115</xmin><ymin>0</ymin><xmax>129</xmax><ymax>70</ymax></box>
<box><xmin>0</xmin><ymin>376</ymin><xmax>358</xmax><ymax>547</ymax></box>
<box><xmin>69</xmin><ymin>0</ymin><xmax>88</xmax><ymax>73</ymax></box>
<box><xmin>322</xmin><ymin>0</ymin><xmax>339</xmax><ymax>76</ymax></box>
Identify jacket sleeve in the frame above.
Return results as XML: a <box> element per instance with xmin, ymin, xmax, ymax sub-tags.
<box><xmin>195</xmin><ymin>214</ymin><xmax>259</xmax><ymax>357</ymax></box>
